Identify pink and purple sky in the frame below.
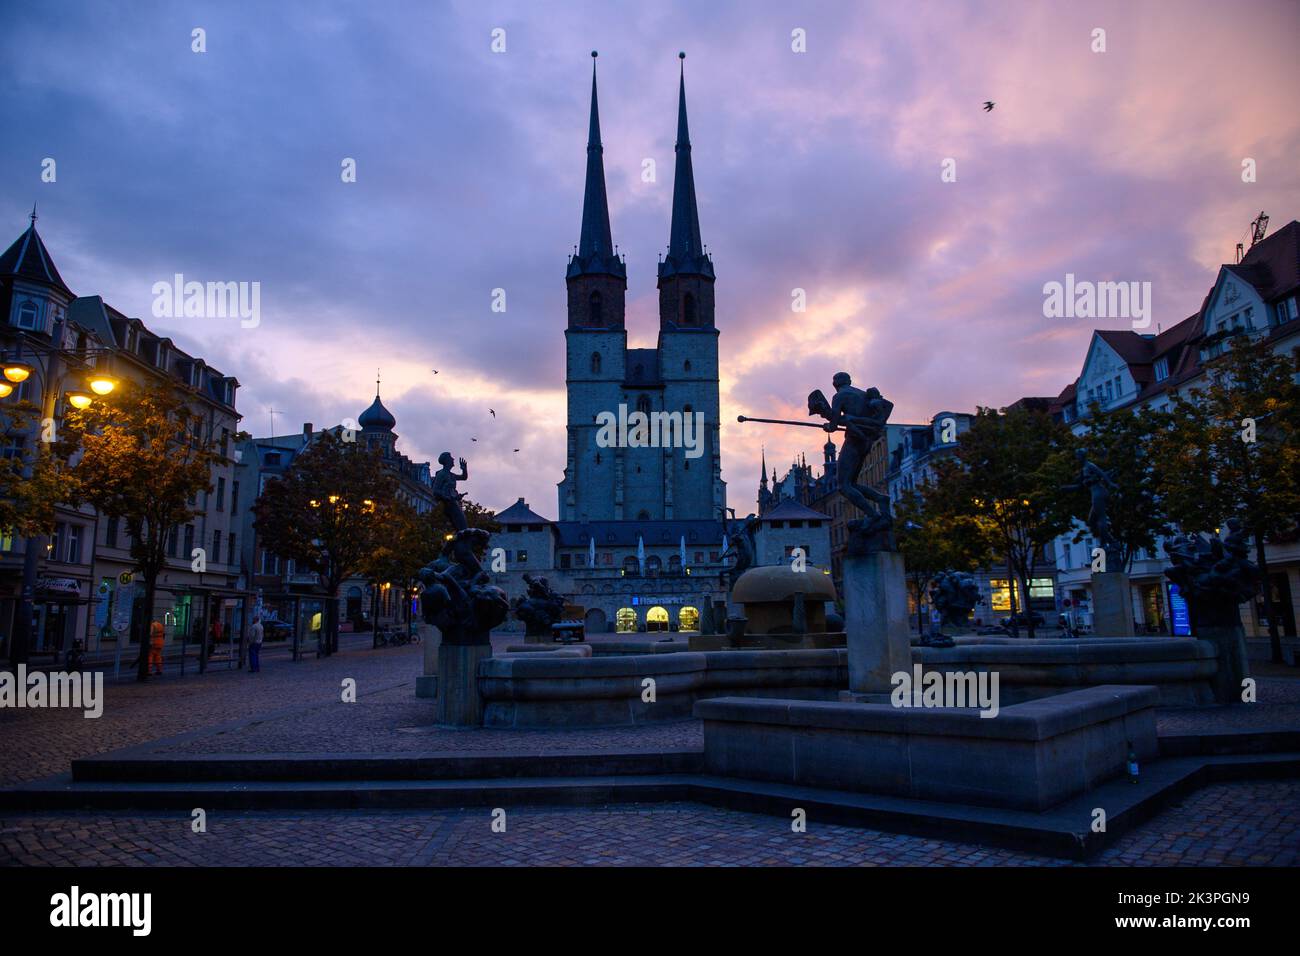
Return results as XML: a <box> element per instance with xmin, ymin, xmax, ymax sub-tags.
<box><xmin>3</xmin><ymin>0</ymin><xmax>1297</xmax><ymax>514</ymax></box>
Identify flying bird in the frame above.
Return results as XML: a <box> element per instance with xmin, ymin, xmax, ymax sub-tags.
<box><xmin>471</xmin><ymin>437</ymin><xmax>478</xmax><ymax>442</ymax></box>
<box><xmin>431</xmin><ymin>369</ymin><xmax>439</xmax><ymax>374</ymax></box>
<box><xmin>489</xmin><ymin>409</ymin><xmax>496</xmax><ymax>418</ymax></box>
<box><xmin>983</xmin><ymin>101</ymin><xmax>995</xmax><ymax>112</ymax></box>
<box><xmin>513</xmin><ymin>448</ymin><xmax>520</xmax><ymax>453</ymax></box>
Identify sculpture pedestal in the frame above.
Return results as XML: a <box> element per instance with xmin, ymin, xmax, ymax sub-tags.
<box><xmin>844</xmin><ymin>551</ymin><xmax>912</xmax><ymax>693</ymax></box>
<box><xmin>1092</xmin><ymin>572</ymin><xmax>1135</xmax><ymax>637</ymax></box>
<box><xmin>435</xmin><ymin>643</ymin><xmax>491</xmax><ymax>726</ymax></box>
<box><xmin>415</xmin><ymin>625</ymin><xmax>439</xmax><ymax>698</ymax></box>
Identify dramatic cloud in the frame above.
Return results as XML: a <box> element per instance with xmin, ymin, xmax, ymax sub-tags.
<box><xmin>3</xmin><ymin>0</ymin><xmax>1296</xmax><ymax>513</ymax></box>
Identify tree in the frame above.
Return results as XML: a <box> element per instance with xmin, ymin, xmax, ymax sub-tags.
<box><xmin>895</xmin><ymin>485</ymin><xmax>993</xmax><ymax>632</ymax></box>
<box><xmin>64</xmin><ymin>380</ymin><xmax>225</xmax><ymax>681</ymax></box>
<box><xmin>1068</xmin><ymin>403</ymin><xmax>1173</xmax><ymax>573</ymax></box>
<box><xmin>926</xmin><ymin>405</ymin><xmax>1076</xmax><ymax>638</ymax></box>
<box><xmin>0</xmin><ymin>399</ymin><xmax>79</xmax><ymax>540</ymax></box>
<box><xmin>1155</xmin><ymin>335</ymin><xmax>1300</xmax><ymax>662</ymax></box>
<box><xmin>251</xmin><ymin>431</ymin><xmax>396</xmax><ymax>655</ymax></box>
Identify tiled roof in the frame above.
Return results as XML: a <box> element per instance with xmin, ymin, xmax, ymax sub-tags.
<box><xmin>0</xmin><ymin>223</ymin><xmax>73</xmax><ymax>296</ymax></box>
<box><xmin>760</xmin><ymin>498</ymin><xmax>830</xmax><ymax>521</ymax></box>
<box><xmin>496</xmin><ymin>498</ymin><xmax>552</xmax><ymax>525</ymax></box>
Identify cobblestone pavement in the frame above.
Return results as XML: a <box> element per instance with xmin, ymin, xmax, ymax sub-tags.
<box><xmin>1</xmin><ymin>781</ymin><xmax>1296</xmax><ymax>866</ymax></box>
<box><xmin>0</xmin><ymin>638</ymin><xmax>427</xmax><ymax>786</ymax></box>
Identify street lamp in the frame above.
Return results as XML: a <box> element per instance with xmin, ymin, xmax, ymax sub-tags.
<box><xmin>3</xmin><ymin>361</ymin><xmax>33</xmax><ymax>383</ymax></box>
<box><xmin>87</xmin><ymin>373</ymin><xmax>118</xmax><ymax>396</ymax></box>
<box><xmin>65</xmin><ymin>389</ymin><xmax>94</xmax><ymax>410</ymax></box>
<box><xmin>0</xmin><ymin>381</ymin><xmax>12</xmax><ymax>399</ymax></box>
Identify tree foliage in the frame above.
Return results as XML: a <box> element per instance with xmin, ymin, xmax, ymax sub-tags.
<box><xmin>895</xmin><ymin>485</ymin><xmax>993</xmax><ymax>632</ymax></box>
<box><xmin>63</xmin><ymin>379</ymin><xmax>226</xmax><ymax>680</ymax></box>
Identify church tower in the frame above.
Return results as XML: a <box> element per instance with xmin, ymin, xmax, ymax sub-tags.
<box><xmin>559</xmin><ymin>53</ymin><xmax>628</xmax><ymax>521</ymax></box>
<box><xmin>656</xmin><ymin>54</ymin><xmax>724</xmax><ymax>520</ymax></box>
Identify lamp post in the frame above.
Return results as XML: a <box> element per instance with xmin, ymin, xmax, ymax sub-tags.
<box><xmin>2</xmin><ymin>326</ymin><xmax>117</xmax><ymax>665</ymax></box>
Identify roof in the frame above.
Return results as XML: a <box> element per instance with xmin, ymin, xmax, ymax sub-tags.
<box><xmin>496</xmin><ymin>498</ymin><xmax>552</xmax><ymax>525</ymax></box>
<box><xmin>760</xmin><ymin>498</ymin><xmax>830</xmax><ymax>521</ymax></box>
<box><xmin>358</xmin><ymin>391</ymin><xmax>396</xmax><ymax>431</ymax></box>
<box><xmin>553</xmin><ymin>519</ymin><xmax>727</xmax><ymax>548</ymax></box>
<box><xmin>1230</xmin><ymin>219</ymin><xmax>1300</xmax><ymax>302</ymax></box>
<box><xmin>567</xmin><ymin>55</ymin><xmax>625</xmax><ymax>281</ymax></box>
<box><xmin>0</xmin><ymin>221</ymin><xmax>73</xmax><ymax>297</ymax></box>
<box><xmin>658</xmin><ymin>60</ymin><xmax>714</xmax><ymax>281</ymax></box>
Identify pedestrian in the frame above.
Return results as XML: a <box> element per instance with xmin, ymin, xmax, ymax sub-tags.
<box><xmin>149</xmin><ymin>620</ymin><xmax>165</xmax><ymax>676</ymax></box>
<box><xmin>248</xmin><ymin>615</ymin><xmax>264</xmax><ymax>673</ymax></box>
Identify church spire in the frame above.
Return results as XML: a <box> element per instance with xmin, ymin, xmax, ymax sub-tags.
<box><xmin>569</xmin><ymin>51</ymin><xmax>625</xmax><ymax>280</ymax></box>
<box><xmin>759</xmin><ymin>447</ymin><xmax>768</xmax><ymax>488</ymax></box>
<box><xmin>659</xmin><ymin>52</ymin><xmax>713</xmax><ymax>280</ymax></box>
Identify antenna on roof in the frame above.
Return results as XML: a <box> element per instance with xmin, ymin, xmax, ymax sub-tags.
<box><xmin>1250</xmin><ymin>211</ymin><xmax>1269</xmax><ymax>248</ymax></box>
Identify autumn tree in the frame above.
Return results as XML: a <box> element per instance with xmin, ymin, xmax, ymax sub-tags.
<box><xmin>251</xmin><ymin>431</ymin><xmax>396</xmax><ymax>655</ymax></box>
<box><xmin>926</xmin><ymin>404</ymin><xmax>1076</xmax><ymax>638</ymax></box>
<box><xmin>1155</xmin><ymin>336</ymin><xmax>1300</xmax><ymax>662</ymax></box>
<box><xmin>64</xmin><ymin>380</ymin><xmax>224</xmax><ymax>681</ymax></box>
<box><xmin>0</xmin><ymin>399</ymin><xmax>79</xmax><ymax>541</ymax></box>
<box><xmin>895</xmin><ymin>485</ymin><xmax>993</xmax><ymax>632</ymax></box>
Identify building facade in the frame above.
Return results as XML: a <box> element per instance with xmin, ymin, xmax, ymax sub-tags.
<box><xmin>0</xmin><ymin>216</ymin><xmax>247</xmax><ymax>661</ymax></box>
<box><xmin>1051</xmin><ymin>220</ymin><xmax>1300</xmax><ymax>648</ymax></box>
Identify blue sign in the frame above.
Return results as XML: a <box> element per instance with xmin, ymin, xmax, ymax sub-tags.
<box><xmin>1167</xmin><ymin>583</ymin><xmax>1191</xmax><ymax>636</ymax></box>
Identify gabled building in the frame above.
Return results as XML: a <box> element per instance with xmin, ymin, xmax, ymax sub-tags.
<box><xmin>0</xmin><ymin>215</ymin><xmax>246</xmax><ymax>661</ymax></box>
<box><xmin>1052</xmin><ymin>219</ymin><xmax>1300</xmax><ymax>644</ymax></box>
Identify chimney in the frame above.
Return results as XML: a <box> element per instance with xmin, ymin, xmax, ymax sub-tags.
<box><xmin>303</xmin><ymin>422</ymin><xmax>313</xmax><ymax>437</ymax></box>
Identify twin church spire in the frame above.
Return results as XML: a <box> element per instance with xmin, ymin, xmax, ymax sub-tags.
<box><xmin>568</xmin><ymin>51</ymin><xmax>713</xmax><ymax>287</ymax></box>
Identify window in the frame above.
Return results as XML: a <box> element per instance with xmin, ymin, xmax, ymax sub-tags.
<box><xmin>1153</xmin><ymin>357</ymin><xmax>1169</xmax><ymax>382</ymax></box>
<box><xmin>560</xmin><ymin>554</ymin><xmax>571</xmax><ymax>569</ymax></box>
<box><xmin>212</xmin><ymin>530</ymin><xmax>222</xmax><ymax>562</ymax></box>
<box><xmin>67</xmin><ymin>526</ymin><xmax>82</xmax><ymax>564</ymax></box>
<box><xmin>517</xmin><ymin>549</ymin><xmax>528</xmax><ymax>564</ymax></box>
<box><xmin>231</xmin><ymin>481</ymin><xmax>240</xmax><ymax>513</ymax></box>
<box><xmin>589</xmin><ymin>291</ymin><xmax>603</xmax><ymax>326</ymax></box>
<box><xmin>216</xmin><ymin>477</ymin><xmax>226</xmax><ymax>511</ymax></box>
<box><xmin>16</xmin><ymin>300</ymin><xmax>39</xmax><ymax>330</ymax></box>
<box><xmin>684</xmin><ymin>360</ymin><xmax>692</xmax><ymax>372</ymax></box>
<box><xmin>590</xmin><ymin>352</ymin><xmax>601</xmax><ymax>374</ymax></box>
<box><xmin>167</xmin><ymin>525</ymin><xmax>178</xmax><ymax>558</ymax></box>
<box><xmin>261</xmin><ymin>551</ymin><xmax>280</xmax><ymax>575</ymax></box>
<box><xmin>636</xmin><ymin>394</ymin><xmax>651</xmax><ymax>415</ymax></box>
<box><xmin>51</xmin><ymin>524</ymin><xmax>63</xmax><ymax>561</ymax></box>
<box><xmin>682</xmin><ymin>293</ymin><xmax>697</xmax><ymax>325</ymax></box>
<box><xmin>106</xmin><ymin>516</ymin><xmax>119</xmax><ymax>548</ymax></box>
<box><xmin>227</xmin><ymin>533</ymin><xmax>237</xmax><ymax>566</ymax></box>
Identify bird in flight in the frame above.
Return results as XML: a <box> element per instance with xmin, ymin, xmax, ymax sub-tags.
<box><xmin>471</xmin><ymin>437</ymin><xmax>478</xmax><ymax>442</ymax></box>
<box><xmin>983</xmin><ymin>101</ymin><xmax>995</xmax><ymax>112</ymax></box>
<box><xmin>513</xmin><ymin>448</ymin><xmax>520</xmax><ymax>453</ymax></box>
<box><xmin>489</xmin><ymin>409</ymin><xmax>496</xmax><ymax>418</ymax></box>
<box><xmin>431</xmin><ymin>369</ymin><xmax>439</xmax><ymax>374</ymax></box>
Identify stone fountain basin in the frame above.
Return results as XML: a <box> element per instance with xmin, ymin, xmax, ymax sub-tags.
<box><xmin>473</xmin><ymin>638</ymin><xmax>1217</xmax><ymax>727</ymax></box>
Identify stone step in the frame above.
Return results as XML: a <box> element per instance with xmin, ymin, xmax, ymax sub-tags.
<box><xmin>70</xmin><ymin>748</ymin><xmax>705</xmax><ymax>784</ymax></box>
<box><xmin>4</xmin><ymin>753</ymin><xmax>1296</xmax><ymax>861</ymax></box>
<box><xmin>1158</xmin><ymin>729</ymin><xmax>1300</xmax><ymax>757</ymax></box>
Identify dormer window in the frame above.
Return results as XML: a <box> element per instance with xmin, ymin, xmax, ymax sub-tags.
<box><xmin>1153</xmin><ymin>357</ymin><xmax>1169</xmax><ymax>382</ymax></box>
<box><xmin>16</xmin><ymin>300</ymin><xmax>39</xmax><ymax>330</ymax></box>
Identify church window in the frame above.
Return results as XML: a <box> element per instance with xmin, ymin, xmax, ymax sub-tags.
<box><xmin>595</xmin><ymin>452</ymin><xmax>602</xmax><ymax>464</ymax></box>
<box><xmin>636</xmin><ymin>394</ymin><xmax>651</xmax><ymax>415</ymax></box>
<box><xmin>591</xmin><ymin>352</ymin><xmax>601</xmax><ymax>374</ymax></box>
<box><xmin>683</xmin><ymin>293</ymin><xmax>697</xmax><ymax>325</ymax></box>
<box><xmin>590</xmin><ymin>291</ymin><xmax>603</xmax><ymax>326</ymax></box>
<box><xmin>684</xmin><ymin>360</ymin><xmax>691</xmax><ymax>371</ymax></box>
<box><xmin>637</xmin><ymin>510</ymin><xmax>650</xmax><ymax>520</ymax></box>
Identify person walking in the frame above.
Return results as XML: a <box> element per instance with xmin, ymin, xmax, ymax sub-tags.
<box><xmin>148</xmin><ymin>620</ymin><xmax>165</xmax><ymax>676</ymax></box>
<box><xmin>248</xmin><ymin>615</ymin><xmax>264</xmax><ymax>673</ymax></box>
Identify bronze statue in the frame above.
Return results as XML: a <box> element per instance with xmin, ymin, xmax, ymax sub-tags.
<box><xmin>513</xmin><ymin>573</ymin><xmax>568</xmax><ymax>637</ymax></box>
<box><xmin>432</xmin><ymin>452</ymin><xmax>469</xmax><ymax>532</ymax></box>
<box><xmin>1063</xmin><ymin>449</ymin><xmax>1118</xmax><ymax>561</ymax></box>
<box><xmin>810</xmin><ymin>373</ymin><xmax>895</xmax><ymax>552</ymax></box>
<box><xmin>720</xmin><ymin>511</ymin><xmax>759</xmax><ymax>590</ymax></box>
